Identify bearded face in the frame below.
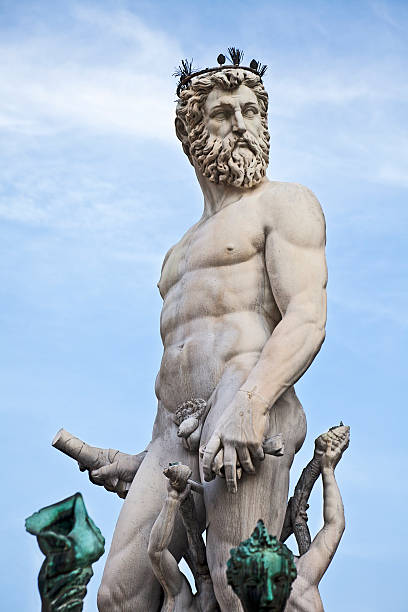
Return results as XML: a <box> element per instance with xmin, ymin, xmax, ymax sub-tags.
<box><xmin>184</xmin><ymin>81</ymin><xmax>270</xmax><ymax>189</ymax></box>
<box><xmin>190</xmin><ymin>124</ymin><xmax>269</xmax><ymax>189</ymax></box>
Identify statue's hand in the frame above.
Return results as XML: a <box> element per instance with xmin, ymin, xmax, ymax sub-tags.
<box><xmin>202</xmin><ymin>399</ymin><xmax>266</xmax><ymax>493</ymax></box>
<box><xmin>320</xmin><ymin>428</ymin><xmax>350</xmax><ymax>471</ymax></box>
<box><xmin>83</xmin><ymin>450</ymin><xmax>147</xmax><ymax>499</ymax></box>
<box><xmin>167</xmin><ymin>481</ymin><xmax>192</xmax><ymax>503</ymax></box>
<box><xmin>163</xmin><ymin>464</ymin><xmax>192</xmax><ymax>503</ymax></box>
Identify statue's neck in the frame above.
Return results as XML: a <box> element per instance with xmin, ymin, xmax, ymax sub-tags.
<box><xmin>194</xmin><ymin>164</ymin><xmax>266</xmax><ymax>218</ymax></box>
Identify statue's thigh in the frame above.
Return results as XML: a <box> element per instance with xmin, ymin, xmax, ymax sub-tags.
<box><xmin>202</xmin><ymin>454</ymin><xmax>293</xmax><ymax>612</ymax></box>
<box><xmin>204</xmin><ymin>451</ymin><xmax>292</xmax><ymax>547</ymax></box>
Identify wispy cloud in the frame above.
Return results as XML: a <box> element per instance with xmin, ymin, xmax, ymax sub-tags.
<box><xmin>0</xmin><ymin>5</ymin><xmax>190</xmax><ymax>255</ymax></box>
<box><xmin>0</xmin><ymin>6</ymin><xmax>182</xmax><ymax>140</ymax></box>
<box><xmin>268</xmin><ymin>55</ymin><xmax>408</xmax><ymax>188</ymax></box>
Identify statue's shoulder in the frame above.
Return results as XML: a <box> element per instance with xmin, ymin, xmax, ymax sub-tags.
<box><xmin>259</xmin><ymin>180</ymin><xmax>324</xmax><ymax>217</ymax></box>
<box><xmin>259</xmin><ymin>181</ymin><xmax>326</xmax><ymax>246</ymax></box>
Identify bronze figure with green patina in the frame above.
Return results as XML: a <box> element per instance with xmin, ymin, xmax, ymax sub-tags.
<box><xmin>227</xmin><ymin>520</ymin><xmax>297</xmax><ymax>612</ymax></box>
<box><xmin>25</xmin><ymin>492</ymin><xmax>105</xmax><ymax>612</ymax></box>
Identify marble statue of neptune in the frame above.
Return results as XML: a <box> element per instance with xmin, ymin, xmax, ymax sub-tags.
<box><xmin>93</xmin><ymin>63</ymin><xmax>328</xmax><ymax>611</ymax></box>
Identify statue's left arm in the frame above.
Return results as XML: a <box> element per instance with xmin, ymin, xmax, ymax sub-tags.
<box><xmin>203</xmin><ymin>184</ymin><xmax>327</xmax><ymax>492</ymax></box>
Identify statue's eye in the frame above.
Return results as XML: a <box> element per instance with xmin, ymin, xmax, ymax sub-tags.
<box><xmin>244</xmin><ymin>107</ymin><xmax>257</xmax><ymax>118</ymax></box>
<box><xmin>212</xmin><ymin>110</ymin><xmax>228</xmax><ymax>120</ymax></box>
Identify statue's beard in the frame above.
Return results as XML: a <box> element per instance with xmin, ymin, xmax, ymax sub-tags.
<box><xmin>190</xmin><ymin>125</ymin><xmax>270</xmax><ymax>188</ymax></box>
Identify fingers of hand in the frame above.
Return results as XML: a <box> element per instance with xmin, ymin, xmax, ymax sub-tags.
<box><xmin>112</xmin><ymin>480</ymin><xmax>130</xmax><ymax>499</ymax></box>
<box><xmin>236</xmin><ymin>446</ymin><xmax>255</xmax><ymax>474</ymax></box>
<box><xmin>103</xmin><ymin>477</ymin><xmax>119</xmax><ymax>492</ymax></box>
<box><xmin>90</xmin><ymin>463</ymin><xmax>121</xmax><ymax>492</ymax></box>
<box><xmin>252</xmin><ymin>444</ymin><xmax>265</xmax><ymax>462</ymax></box>
<box><xmin>212</xmin><ymin>449</ymin><xmax>224</xmax><ymax>478</ymax></box>
<box><xmin>179</xmin><ymin>483</ymin><xmax>192</xmax><ymax>503</ymax></box>
<box><xmin>223</xmin><ymin>446</ymin><xmax>238</xmax><ymax>494</ymax></box>
<box><xmin>203</xmin><ymin>436</ymin><xmax>221</xmax><ymax>481</ymax></box>
<box><xmin>340</xmin><ymin>431</ymin><xmax>350</xmax><ymax>450</ymax></box>
<box><xmin>91</xmin><ymin>462</ymin><xmax>118</xmax><ymax>483</ymax></box>
<box><xmin>115</xmin><ymin>458</ymin><xmax>137</xmax><ymax>482</ymax></box>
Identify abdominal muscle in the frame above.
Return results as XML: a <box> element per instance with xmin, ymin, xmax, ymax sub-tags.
<box><xmin>156</xmin><ymin>310</ymin><xmax>274</xmax><ymax>413</ymax></box>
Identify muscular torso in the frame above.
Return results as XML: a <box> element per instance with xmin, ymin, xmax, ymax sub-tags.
<box><xmin>156</xmin><ymin>185</ymin><xmax>281</xmax><ymax>412</ymax></box>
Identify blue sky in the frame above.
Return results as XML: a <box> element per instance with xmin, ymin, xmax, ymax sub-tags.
<box><xmin>1</xmin><ymin>1</ymin><xmax>407</xmax><ymax>610</ymax></box>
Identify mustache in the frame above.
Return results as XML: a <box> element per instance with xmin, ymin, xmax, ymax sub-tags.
<box><xmin>190</xmin><ymin>122</ymin><xmax>270</xmax><ymax>188</ymax></box>
<box><xmin>232</xmin><ymin>132</ymin><xmax>259</xmax><ymax>152</ymax></box>
<box><xmin>199</xmin><ymin>131</ymin><xmax>260</xmax><ymax>165</ymax></box>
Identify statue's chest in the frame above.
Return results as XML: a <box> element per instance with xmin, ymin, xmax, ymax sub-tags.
<box><xmin>159</xmin><ymin>210</ymin><xmax>264</xmax><ymax>296</ymax></box>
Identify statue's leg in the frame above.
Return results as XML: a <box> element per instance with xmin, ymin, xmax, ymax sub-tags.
<box><xmin>98</xmin><ymin>406</ymin><xmax>203</xmax><ymax>612</ymax></box>
<box><xmin>201</xmin><ymin>380</ymin><xmax>306</xmax><ymax>611</ymax></box>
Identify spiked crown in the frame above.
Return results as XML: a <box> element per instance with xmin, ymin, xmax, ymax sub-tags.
<box><xmin>174</xmin><ymin>47</ymin><xmax>267</xmax><ymax>96</ymax></box>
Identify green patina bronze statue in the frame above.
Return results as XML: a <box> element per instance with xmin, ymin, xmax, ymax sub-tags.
<box><xmin>25</xmin><ymin>492</ymin><xmax>105</xmax><ymax>612</ymax></box>
<box><xmin>226</xmin><ymin>520</ymin><xmax>297</xmax><ymax>612</ymax></box>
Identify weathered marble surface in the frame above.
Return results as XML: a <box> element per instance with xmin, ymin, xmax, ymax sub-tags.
<box><xmin>53</xmin><ymin>56</ymin><xmax>327</xmax><ymax>612</ymax></box>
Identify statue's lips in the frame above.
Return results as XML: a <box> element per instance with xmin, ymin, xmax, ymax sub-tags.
<box><xmin>234</xmin><ymin>137</ymin><xmax>258</xmax><ymax>151</ymax></box>
<box><xmin>233</xmin><ymin>138</ymin><xmax>254</xmax><ymax>152</ymax></box>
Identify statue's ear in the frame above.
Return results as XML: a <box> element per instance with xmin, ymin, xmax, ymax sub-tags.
<box><xmin>175</xmin><ymin>117</ymin><xmax>188</xmax><ymax>144</ymax></box>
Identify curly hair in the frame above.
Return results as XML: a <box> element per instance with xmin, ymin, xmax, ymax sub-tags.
<box><xmin>175</xmin><ymin>68</ymin><xmax>269</xmax><ymax>165</ymax></box>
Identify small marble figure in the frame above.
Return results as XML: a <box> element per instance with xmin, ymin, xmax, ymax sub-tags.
<box><xmin>280</xmin><ymin>423</ymin><xmax>349</xmax><ymax>555</ymax></box>
<box><xmin>25</xmin><ymin>492</ymin><xmax>105</xmax><ymax>611</ymax></box>
<box><xmin>148</xmin><ymin>463</ymin><xmax>219</xmax><ymax>612</ymax></box>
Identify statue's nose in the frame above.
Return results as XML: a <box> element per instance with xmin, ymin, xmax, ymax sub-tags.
<box><xmin>262</xmin><ymin>580</ymin><xmax>274</xmax><ymax>604</ymax></box>
<box><xmin>232</xmin><ymin>109</ymin><xmax>246</xmax><ymax>135</ymax></box>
